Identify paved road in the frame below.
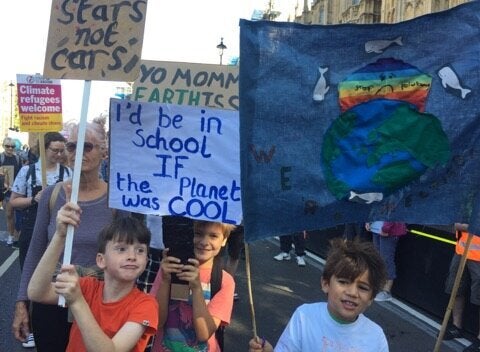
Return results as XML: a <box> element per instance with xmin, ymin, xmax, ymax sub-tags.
<box><xmin>1</xmin><ymin>234</ymin><xmax>27</xmax><ymax>352</ymax></box>
<box><xmin>0</xmin><ymin>207</ymin><xmax>469</xmax><ymax>351</ymax></box>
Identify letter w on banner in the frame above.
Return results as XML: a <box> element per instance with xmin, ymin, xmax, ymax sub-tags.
<box><xmin>239</xmin><ymin>2</ymin><xmax>480</xmax><ymax>242</ymax></box>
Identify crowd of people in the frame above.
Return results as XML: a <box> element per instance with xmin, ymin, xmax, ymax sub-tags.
<box><xmin>2</xmin><ymin>121</ymin><xmax>242</xmax><ymax>352</ymax></box>
<box><xmin>1</xmin><ymin>125</ymin><xmax>477</xmax><ymax>352</ymax></box>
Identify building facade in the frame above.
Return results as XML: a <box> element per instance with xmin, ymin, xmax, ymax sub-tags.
<box><xmin>382</xmin><ymin>0</ymin><xmax>470</xmax><ymax>22</ymax></box>
<box><xmin>291</xmin><ymin>0</ymin><xmax>471</xmax><ymax>24</ymax></box>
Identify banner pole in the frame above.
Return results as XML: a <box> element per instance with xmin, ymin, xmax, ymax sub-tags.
<box><xmin>58</xmin><ymin>80</ymin><xmax>91</xmax><ymax>307</ymax></box>
<box><xmin>245</xmin><ymin>242</ymin><xmax>258</xmax><ymax>339</ymax></box>
<box><xmin>433</xmin><ymin>232</ymin><xmax>473</xmax><ymax>352</ymax></box>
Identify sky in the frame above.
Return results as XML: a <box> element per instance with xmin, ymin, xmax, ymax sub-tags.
<box><xmin>0</xmin><ymin>0</ymin><xmax>295</xmax><ymax>123</ymax></box>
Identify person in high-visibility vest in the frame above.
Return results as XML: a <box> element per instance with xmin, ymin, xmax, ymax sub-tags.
<box><xmin>443</xmin><ymin>223</ymin><xmax>480</xmax><ymax>351</ymax></box>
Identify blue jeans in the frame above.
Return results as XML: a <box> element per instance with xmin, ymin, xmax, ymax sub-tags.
<box><xmin>372</xmin><ymin>233</ymin><xmax>399</xmax><ymax>280</ymax></box>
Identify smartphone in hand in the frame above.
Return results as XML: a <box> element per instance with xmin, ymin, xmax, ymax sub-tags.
<box><xmin>163</xmin><ymin>216</ymin><xmax>195</xmax><ymax>285</ymax></box>
<box><xmin>167</xmin><ymin>234</ymin><xmax>195</xmax><ymax>265</ymax></box>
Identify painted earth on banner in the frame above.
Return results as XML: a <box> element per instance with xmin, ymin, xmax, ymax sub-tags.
<box><xmin>239</xmin><ymin>2</ymin><xmax>480</xmax><ymax>241</ymax></box>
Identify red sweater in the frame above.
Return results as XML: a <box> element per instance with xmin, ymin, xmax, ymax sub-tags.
<box><xmin>381</xmin><ymin>222</ymin><xmax>408</xmax><ymax>236</ymax></box>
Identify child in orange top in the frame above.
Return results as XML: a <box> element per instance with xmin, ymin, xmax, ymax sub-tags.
<box><xmin>153</xmin><ymin>220</ymin><xmax>236</xmax><ymax>352</ymax></box>
<box><xmin>28</xmin><ymin>201</ymin><xmax>158</xmax><ymax>352</ymax></box>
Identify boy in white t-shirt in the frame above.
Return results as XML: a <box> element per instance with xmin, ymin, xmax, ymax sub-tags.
<box><xmin>249</xmin><ymin>238</ymin><xmax>389</xmax><ymax>352</ymax></box>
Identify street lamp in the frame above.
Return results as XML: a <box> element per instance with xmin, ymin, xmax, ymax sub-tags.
<box><xmin>216</xmin><ymin>37</ymin><xmax>227</xmax><ymax>65</ymax></box>
<box><xmin>8</xmin><ymin>81</ymin><xmax>14</xmax><ymax>129</ymax></box>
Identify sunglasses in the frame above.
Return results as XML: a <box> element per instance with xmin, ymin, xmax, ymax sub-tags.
<box><xmin>65</xmin><ymin>142</ymin><xmax>98</xmax><ymax>153</ymax></box>
<box><xmin>48</xmin><ymin>147</ymin><xmax>65</xmax><ymax>154</ymax></box>
<box><xmin>4</xmin><ymin>145</ymin><xmax>15</xmax><ymax>149</ymax></box>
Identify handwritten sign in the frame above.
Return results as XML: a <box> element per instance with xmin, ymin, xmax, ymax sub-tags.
<box><xmin>43</xmin><ymin>0</ymin><xmax>148</xmax><ymax>81</ymax></box>
<box><xmin>108</xmin><ymin>98</ymin><xmax>241</xmax><ymax>224</ymax></box>
<box><xmin>16</xmin><ymin>74</ymin><xmax>62</xmax><ymax>132</ymax></box>
<box><xmin>133</xmin><ymin>60</ymin><xmax>239</xmax><ymax>110</ymax></box>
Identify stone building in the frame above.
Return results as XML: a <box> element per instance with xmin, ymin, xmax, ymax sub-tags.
<box><xmin>291</xmin><ymin>0</ymin><xmax>471</xmax><ymax>24</ymax></box>
<box><xmin>381</xmin><ymin>0</ymin><xmax>470</xmax><ymax>22</ymax></box>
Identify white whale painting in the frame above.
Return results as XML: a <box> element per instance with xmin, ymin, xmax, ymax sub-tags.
<box><xmin>438</xmin><ymin>66</ymin><xmax>471</xmax><ymax>99</ymax></box>
<box><xmin>365</xmin><ymin>36</ymin><xmax>403</xmax><ymax>54</ymax></box>
<box><xmin>313</xmin><ymin>67</ymin><xmax>330</xmax><ymax>101</ymax></box>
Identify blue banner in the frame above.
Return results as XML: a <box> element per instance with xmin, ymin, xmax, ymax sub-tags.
<box><xmin>240</xmin><ymin>2</ymin><xmax>480</xmax><ymax>242</ymax></box>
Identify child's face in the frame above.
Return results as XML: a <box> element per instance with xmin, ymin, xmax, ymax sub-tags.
<box><xmin>321</xmin><ymin>270</ymin><xmax>373</xmax><ymax>322</ymax></box>
<box><xmin>97</xmin><ymin>239</ymin><xmax>148</xmax><ymax>282</ymax></box>
<box><xmin>193</xmin><ymin>223</ymin><xmax>227</xmax><ymax>266</ymax></box>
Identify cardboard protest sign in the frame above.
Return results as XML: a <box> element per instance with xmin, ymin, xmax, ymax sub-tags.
<box><xmin>133</xmin><ymin>60</ymin><xmax>239</xmax><ymax>110</ymax></box>
<box><xmin>16</xmin><ymin>74</ymin><xmax>62</xmax><ymax>132</ymax></box>
<box><xmin>43</xmin><ymin>0</ymin><xmax>148</xmax><ymax>81</ymax></box>
<box><xmin>108</xmin><ymin>98</ymin><xmax>241</xmax><ymax>224</ymax></box>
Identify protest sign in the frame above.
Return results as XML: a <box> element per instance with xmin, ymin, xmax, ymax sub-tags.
<box><xmin>108</xmin><ymin>98</ymin><xmax>241</xmax><ymax>224</ymax></box>
<box><xmin>43</xmin><ymin>0</ymin><xmax>148</xmax><ymax>81</ymax></box>
<box><xmin>240</xmin><ymin>2</ymin><xmax>480</xmax><ymax>241</ymax></box>
<box><xmin>16</xmin><ymin>74</ymin><xmax>62</xmax><ymax>132</ymax></box>
<box><xmin>133</xmin><ymin>60</ymin><xmax>239</xmax><ymax>110</ymax></box>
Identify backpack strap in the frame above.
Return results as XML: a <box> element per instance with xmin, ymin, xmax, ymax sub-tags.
<box><xmin>0</xmin><ymin>153</ymin><xmax>4</xmax><ymax>165</ymax></box>
<box><xmin>58</xmin><ymin>165</ymin><xmax>66</xmax><ymax>182</ymax></box>
<box><xmin>211</xmin><ymin>255</ymin><xmax>223</xmax><ymax>296</ymax></box>
<box><xmin>27</xmin><ymin>163</ymin><xmax>36</xmax><ymax>183</ymax></box>
<box><xmin>26</xmin><ymin>164</ymin><xmax>37</xmax><ymax>196</ymax></box>
<box><xmin>211</xmin><ymin>255</ymin><xmax>225</xmax><ymax>351</ymax></box>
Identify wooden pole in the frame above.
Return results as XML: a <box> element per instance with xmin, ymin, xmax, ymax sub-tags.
<box><xmin>245</xmin><ymin>242</ymin><xmax>258</xmax><ymax>339</ymax></box>
<box><xmin>433</xmin><ymin>232</ymin><xmax>474</xmax><ymax>352</ymax></box>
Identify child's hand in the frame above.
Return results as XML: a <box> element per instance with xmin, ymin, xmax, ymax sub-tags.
<box><xmin>177</xmin><ymin>258</ymin><xmax>200</xmax><ymax>290</ymax></box>
<box><xmin>249</xmin><ymin>336</ymin><xmax>273</xmax><ymax>352</ymax></box>
<box><xmin>160</xmin><ymin>249</ymin><xmax>184</xmax><ymax>282</ymax></box>
<box><xmin>54</xmin><ymin>264</ymin><xmax>82</xmax><ymax>304</ymax></box>
<box><xmin>55</xmin><ymin>202</ymin><xmax>82</xmax><ymax>238</ymax></box>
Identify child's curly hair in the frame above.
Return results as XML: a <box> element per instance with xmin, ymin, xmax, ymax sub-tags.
<box><xmin>322</xmin><ymin>238</ymin><xmax>387</xmax><ymax>297</ymax></box>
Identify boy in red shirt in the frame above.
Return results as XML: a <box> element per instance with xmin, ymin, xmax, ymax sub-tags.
<box><xmin>28</xmin><ymin>201</ymin><xmax>158</xmax><ymax>352</ymax></box>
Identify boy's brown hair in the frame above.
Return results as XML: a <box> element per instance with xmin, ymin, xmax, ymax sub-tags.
<box><xmin>97</xmin><ymin>216</ymin><xmax>151</xmax><ymax>254</ymax></box>
<box><xmin>322</xmin><ymin>238</ymin><xmax>387</xmax><ymax>297</ymax></box>
<box><xmin>193</xmin><ymin>220</ymin><xmax>236</xmax><ymax>240</ymax></box>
